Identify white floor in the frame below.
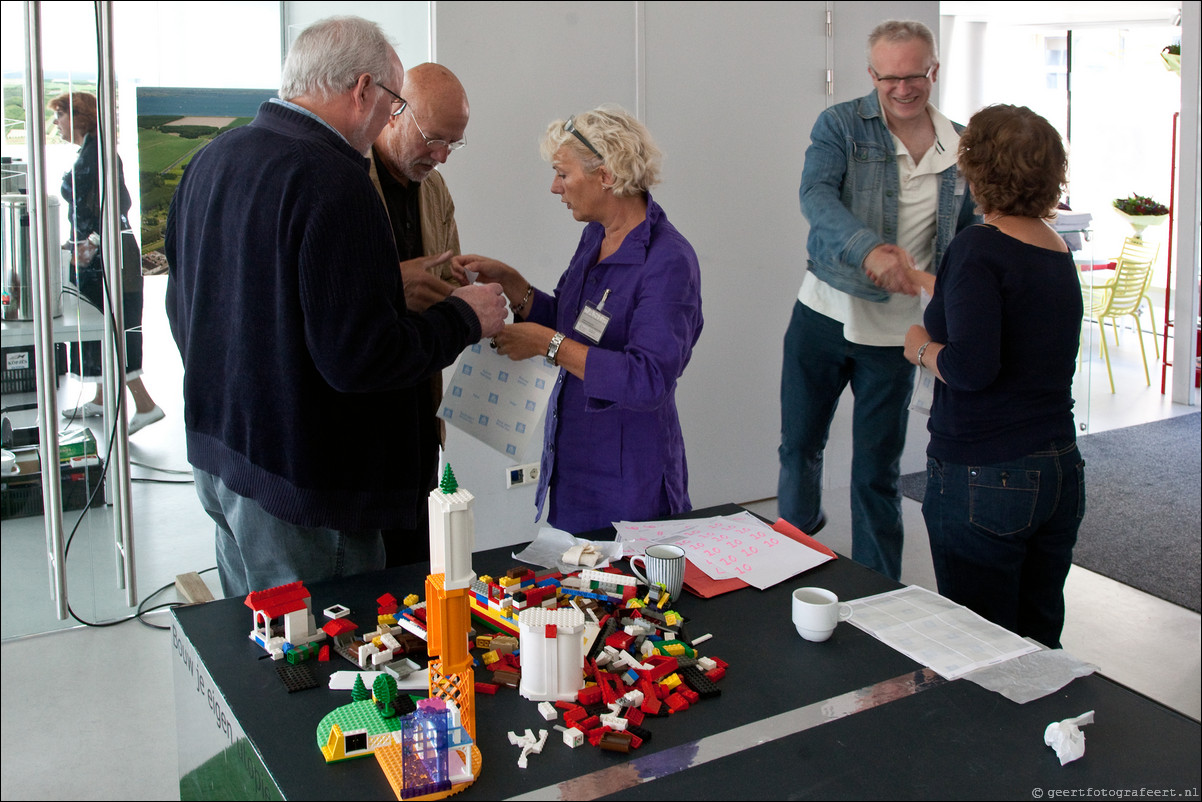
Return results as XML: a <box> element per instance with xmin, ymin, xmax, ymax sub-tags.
<box><xmin>1</xmin><ymin>277</ymin><xmax>1198</xmax><ymax>800</ymax></box>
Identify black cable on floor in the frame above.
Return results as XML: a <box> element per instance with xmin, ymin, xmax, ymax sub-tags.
<box><xmin>67</xmin><ymin>565</ymin><xmax>219</xmax><ymax>630</ymax></box>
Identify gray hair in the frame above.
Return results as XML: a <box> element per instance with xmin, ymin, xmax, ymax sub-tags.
<box><xmin>279</xmin><ymin>16</ymin><xmax>397</xmax><ymax>102</ymax></box>
<box><xmin>867</xmin><ymin>19</ymin><xmax>938</xmax><ymax>64</ymax></box>
<box><xmin>540</xmin><ymin>105</ymin><xmax>662</xmax><ymax>198</ymax></box>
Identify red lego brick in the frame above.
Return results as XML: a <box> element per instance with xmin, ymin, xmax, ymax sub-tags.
<box><xmin>577</xmin><ymin>685</ymin><xmax>603</xmax><ymax>706</ymax></box>
<box><xmin>606</xmin><ymin>631</ymin><xmax>635</xmax><ymax>652</ymax></box>
<box><xmin>664</xmin><ymin>692</ymin><xmax>689</xmax><ymax>713</ymax></box>
<box><xmin>475</xmin><ymin>681</ymin><xmax>499</xmax><ymax>695</ymax></box>
<box><xmin>641</xmin><ymin>654</ymin><xmax>679</xmax><ymax>682</ymax></box>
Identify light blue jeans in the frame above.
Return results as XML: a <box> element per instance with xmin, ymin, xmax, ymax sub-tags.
<box><xmin>778</xmin><ymin>301</ymin><xmax>914</xmax><ymax>579</ymax></box>
<box><xmin>194</xmin><ymin>468</ymin><xmax>385</xmax><ymax>597</ymax></box>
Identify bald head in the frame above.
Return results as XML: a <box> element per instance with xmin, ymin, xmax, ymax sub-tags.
<box><xmin>375</xmin><ymin>62</ymin><xmax>469</xmax><ymax>185</ymax></box>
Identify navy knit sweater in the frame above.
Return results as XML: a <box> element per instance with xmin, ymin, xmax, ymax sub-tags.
<box><xmin>924</xmin><ymin>224</ymin><xmax>1082</xmax><ymax>465</ymax></box>
<box><xmin>165</xmin><ymin>101</ymin><xmax>480</xmax><ymax>529</ymax></box>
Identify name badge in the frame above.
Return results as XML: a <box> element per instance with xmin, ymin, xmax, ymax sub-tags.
<box><xmin>573</xmin><ymin>289</ymin><xmax>612</xmax><ymax>343</ymax></box>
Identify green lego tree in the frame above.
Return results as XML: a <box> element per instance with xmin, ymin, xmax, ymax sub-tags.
<box><xmin>373</xmin><ymin>672</ymin><xmax>399</xmax><ymax>718</ymax></box>
<box><xmin>439</xmin><ymin>463</ymin><xmax>458</xmax><ymax>494</ymax></box>
<box><xmin>351</xmin><ymin>673</ymin><xmax>370</xmax><ymax>703</ymax></box>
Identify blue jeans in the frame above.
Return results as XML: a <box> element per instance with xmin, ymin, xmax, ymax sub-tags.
<box><xmin>194</xmin><ymin>468</ymin><xmax>385</xmax><ymax>597</ymax></box>
<box><xmin>778</xmin><ymin>300</ymin><xmax>914</xmax><ymax>579</ymax></box>
<box><xmin>921</xmin><ymin>441</ymin><xmax>1085</xmax><ymax>648</ymax></box>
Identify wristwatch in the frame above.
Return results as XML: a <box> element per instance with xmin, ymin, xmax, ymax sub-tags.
<box><xmin>545</xmin><ymin>332</ymin><xmax>566</xmax><ymax>366</ymax></box>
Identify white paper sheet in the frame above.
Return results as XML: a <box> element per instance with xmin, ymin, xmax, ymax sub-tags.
<box><xmin>847</xmin><ymin>585</ymin><xmax>1040</xmax><ymax>679</ymax></box>
<box><xmin>616</xmin><ymin>511</ymin><xmax>833</xmax><ymax>590</ymax></box>
<box><xmin>441</xmin><ymin>344</ymin><xmax>559</xmax><ymax>460</ymax></box>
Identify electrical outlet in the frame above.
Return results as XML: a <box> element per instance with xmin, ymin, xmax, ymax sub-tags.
<box><xmin>506</xmin><ymin>463</ymin><xmax>539</xmax><ymax>489</ymax></box>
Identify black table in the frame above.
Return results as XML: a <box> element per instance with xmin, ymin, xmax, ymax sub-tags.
<box><xmin>171</xmin><ymin>504</ymin><xmax>1201</xmax><ymax>800</ymax></box>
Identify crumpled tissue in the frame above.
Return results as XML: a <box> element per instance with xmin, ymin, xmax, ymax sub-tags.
<box><xmin>512</xmin><ymin>527</ymin><xmax>624</xmax><ymax>574</ymax></box>
<box><xmin>1044</xmin><ymin>710</ymin><xmax>1094</xmax><ymax>765</ymax></box>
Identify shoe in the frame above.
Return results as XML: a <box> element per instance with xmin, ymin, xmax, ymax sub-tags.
<box><xmin>62</xmin><ymin>401</ymin><xmax>105</xmax><ymax>419</ymax></box>
<box><xmin>807</xmin><ymin>511</ymin><xmax>827</xmax><ymax>536</ymax></box>
<box><xmin>128</xmin><ymin>406</ymin><xmax>165</xmax><ymax>435</ymax></box>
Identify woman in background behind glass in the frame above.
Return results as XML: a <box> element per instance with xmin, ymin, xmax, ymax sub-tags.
<box><xmin>51</xmin><ymin>91</ymin><xmax>163</xmax><ymax>434</ymax></box>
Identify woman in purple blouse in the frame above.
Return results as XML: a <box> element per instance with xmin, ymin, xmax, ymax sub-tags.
<box><xmin>457</xmin><ymin>105</ymin><xmax>703</xmax><ymax>533</ymax></box>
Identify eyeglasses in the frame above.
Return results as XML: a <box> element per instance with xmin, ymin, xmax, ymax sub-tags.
<box><xmin>869</xmin><ymin>64</ymin><xmax>935</xmax><ymax>89</ymax></box>
<box><xmin>564</xmin><ymin>116</ymin><xmax>603</xmax><ymax>160</ymax></box>
<box><xmin>397</xmin><ymin>101</ymin><xmax>467</xmax><ymax>151</ymax></box>
<box><xmin>377</xmin><ymin>81</ymin><xmax>407</xmax><ymax>116</ymax></box>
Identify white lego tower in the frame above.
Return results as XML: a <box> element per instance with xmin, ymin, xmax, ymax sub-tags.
<box><xmin>518</xmin><ymin>606</ymin><xmax>586</xmax><ymax>701</ymax></box>
<box><xmin>428</xmin><ymin>463</ymin><xmax>476</xmax><ymax>591</ymax></box>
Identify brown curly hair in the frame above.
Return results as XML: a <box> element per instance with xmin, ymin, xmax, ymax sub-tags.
<box><xmin>958</xmin><ymin>104</ymin><xmax>1067</xmax><ymax>219</ymax></box>
<box><xmin>48</xmin><ymin>91</ymin><xmax>98</xmax><ymax>139</ymax></box>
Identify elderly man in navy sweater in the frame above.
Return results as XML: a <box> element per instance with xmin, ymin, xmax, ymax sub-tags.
<box><xmin>165</xmin><ymin>16</ymin><xmax>505</xmax><ymax>597</ymax></box>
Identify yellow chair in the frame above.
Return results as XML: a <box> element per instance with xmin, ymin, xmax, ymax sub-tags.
<box><xmin>1082</xmin><ymin>236</ymin><xmax>1160</xmax><ymax>393</ymax></box>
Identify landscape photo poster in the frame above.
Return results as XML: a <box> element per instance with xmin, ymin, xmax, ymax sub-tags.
<box><xmin>135</xmin><ymin>87</ymin><xmax>275</xmax><ymax>273</ymax></box>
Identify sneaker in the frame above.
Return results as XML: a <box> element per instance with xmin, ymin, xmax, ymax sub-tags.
<box><xmin>62</xmin><ymin>401</ymin><xmax>105</xmax><ymax>419</ymax></box>
<box><xmin>129</xmin><ymin>406</ymin><xmax>165</xmax><ymax>435</ymax></box>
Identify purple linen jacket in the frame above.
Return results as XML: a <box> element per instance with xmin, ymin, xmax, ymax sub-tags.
<box><xmin>526</xmin><ymin>194</ymin><xmax>703</xmax><ymax>533</ymax></box>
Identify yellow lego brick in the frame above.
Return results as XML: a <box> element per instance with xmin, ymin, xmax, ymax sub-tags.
<box><xmin>660</xmin><ymin>672</ymin><xmax>682</xmax><ymax>690</ymax></box>
<box><xmin>402</xmin><ymin>594</ymin><xmax>420</xmax><ymax>607</ymax></box>
<box><xmin>475</xmin><ymin>634</ymin><xmax>494</xmax><ymax>649</ymax></box>
<box><xmin>378</xmin><ymin>614</ymin><xmax>397</xmax><ymax>626</ymax></box>
<box><xmin>481</xmin><ymin>650</ymin><xmax>500</xmax><ymax>665</ymax></box>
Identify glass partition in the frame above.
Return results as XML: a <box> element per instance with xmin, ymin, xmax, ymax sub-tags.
<box><xmin>1</xmin><ymin>0</ymin><xmax>281</xmax><ymax>639</ymax></box>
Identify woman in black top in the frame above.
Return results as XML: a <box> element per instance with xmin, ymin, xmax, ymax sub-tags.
<box><xmin>904</xmin><ymin>104</ymin><xmax>1084</xmax><ymax>648</ymax></box>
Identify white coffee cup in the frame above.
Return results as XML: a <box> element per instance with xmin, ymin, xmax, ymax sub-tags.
<box><xmin>629</xmin><ymin>544</ymin><xmax>686</xmax><ymax>601</ymax></box>
<box><xmin>791</xmin><ymin>587</ymin><xmax>852</xmax><ymax>642</ymax></box>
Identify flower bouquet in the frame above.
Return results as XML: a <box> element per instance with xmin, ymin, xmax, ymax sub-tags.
<box><xmin>1113</xmin><ymin>194</ymin><xmax>1169</xmax><ymax>239</ymax></box>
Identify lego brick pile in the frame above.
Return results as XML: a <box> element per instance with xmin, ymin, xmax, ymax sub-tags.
<box><xmin>471</xmin><ymin>565</ymin><xmax>727</xmax><ymax>756</ymax></box>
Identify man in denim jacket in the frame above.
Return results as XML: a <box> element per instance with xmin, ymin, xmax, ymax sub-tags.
<box><xmin>778</xmin><ymin>20</ymin><xmax>977</xmax><ymax>580</ymax></box>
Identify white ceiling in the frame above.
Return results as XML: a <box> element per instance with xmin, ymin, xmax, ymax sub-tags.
<box><xmin>941</xmin><ymin>1</ymin><xmax>1182</xmax><ymax>27</ymax></box>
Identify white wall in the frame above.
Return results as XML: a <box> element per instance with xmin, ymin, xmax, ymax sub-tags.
<box><xmin>430</xmin><ymin>0</ymin><xmax>939</xmax><ymax>550</ymax></box>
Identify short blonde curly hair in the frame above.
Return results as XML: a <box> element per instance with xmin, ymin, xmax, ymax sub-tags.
<box><xmin>540</xmin><ymin>104</ymin><xmax>661</xmax><ymax>197</ymax></box>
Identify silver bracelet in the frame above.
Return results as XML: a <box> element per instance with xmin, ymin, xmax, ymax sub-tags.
<box><xmin>916</xmin><ymin>340</ymin><xmax>932</xmax><ymax>369</ymax></box>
